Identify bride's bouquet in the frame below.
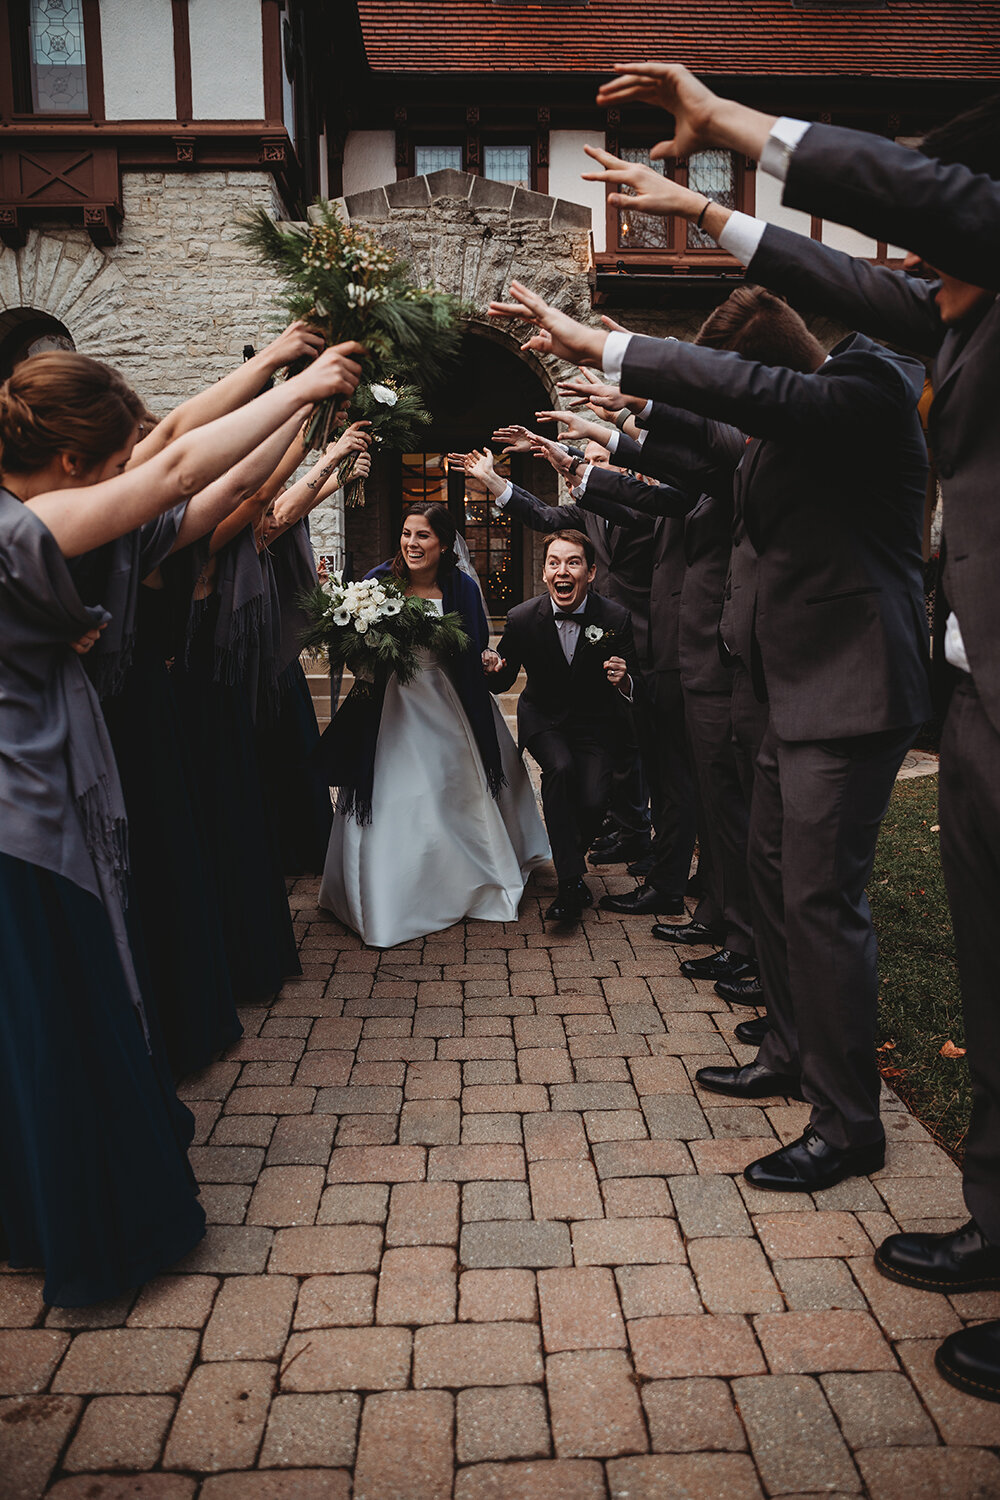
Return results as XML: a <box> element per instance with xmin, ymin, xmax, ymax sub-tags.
<box><xmin>298</xmin><ymin>573</ymin><xmax>469</xmax><ymax>687</ymax></box>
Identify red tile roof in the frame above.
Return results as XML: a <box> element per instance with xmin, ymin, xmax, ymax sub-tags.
<box><xmin>356</xmin><ymin>1</ymin><xmax>1000</xmax><ymax>78</ymax></box>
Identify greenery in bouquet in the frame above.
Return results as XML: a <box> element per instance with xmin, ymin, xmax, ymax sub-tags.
<box><xmin>239</xmin><ymin>199</ymin><xmax>464</xmax><ymax>453</ymax></box>
<box><xmin>338</xmin><ymin>377</ymin><xmax>432</xmax><ymax>508</ymax></box>
<box><xmin>298</xmin><ymin>573</ymin><xmax>469</xmax><ymax>687</ymax></box>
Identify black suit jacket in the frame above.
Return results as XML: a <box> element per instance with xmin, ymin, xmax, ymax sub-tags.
<box><xmin>489</xmin><ymin>590</ymin><xmax>636</xmax><ymax>750</ymax></box>
<box><xmin>621</xmin><ymin>330</ymin><xmax>932</xmax><ymax>741</ymax></box>
<box><xmin>500</xmin><ymin>482</ymin><xmax>656</xmax><ymax>669</ymax></box>
<box><xmin>746</xmin><ymin>217</ymin><xmax>1000</xmax><ymax>734</ymax></box>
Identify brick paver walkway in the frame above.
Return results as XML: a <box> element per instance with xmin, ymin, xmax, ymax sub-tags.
<box><xmin>3</xmin><ymin>865</ymin><xmax>1000</xmax><ymax>1499</ymax></box>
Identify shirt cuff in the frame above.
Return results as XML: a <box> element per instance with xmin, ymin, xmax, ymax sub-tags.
<box><xmin>606</xmin><ymin>429</ymin><xmax>620</xmax><ymax>455</ymax></box>
<box><xmin>570</xmin><ymin>462</ymin><xmax>594</xmax><ymax>498</ymax></box>
<box><xmin>494</xmin><ymin>481</ymin><xmax>513</xmax><ymax>507</ymax></box>
<box><xmin>760</xmin><ymin>117</ymin><xmax>812</xmax><ymax>182</ymax></box>
<box><xmin>602</xmin><ymin>331</ymin><xmax>634</xmax><ymax>383</ymax></box>
<box><xmin>718</xmin><ymin>211</ymin><xmax>768</xmax><ymax>266</ymax></box>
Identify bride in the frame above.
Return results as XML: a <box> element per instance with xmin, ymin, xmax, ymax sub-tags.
<box><xmin>318</xmin><ymin>501</ymin><xmax>549</xmax><ymax>947</ymax></box>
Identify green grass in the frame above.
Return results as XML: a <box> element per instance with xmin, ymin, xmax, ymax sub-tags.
<box><xmin>870</xmin><ymin>775</ymin><xmax>970</xmax><ymax>1158</ymax></box>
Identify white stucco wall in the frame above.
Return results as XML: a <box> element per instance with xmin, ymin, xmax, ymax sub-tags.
<box><xmin>188</xmin><ymin>0</ymin><xmax>265</xmax><ymax>120</ymax></box>
<box><xmin>822</xmin><ymin>221</ymin><xmax>879</xmax><ymax>258</ymax></box>
<box><xmin>549</xmin><ymin>129</ymin><xmax>607</xmax><ymax>253</ymax></box>
<box><xmin>342</xmin><ymin>131</ymin><xmax>396</xmax><ymax>195</ymax></box>
<box><xmin>754</xmin><ymin>169</ymin><xmax>814</xmax><ymax>240</ymax></box>
<box><xmin>100</xmin><ymin>0</ymin><xmax>176</xmax><ymax>120</ymax></box>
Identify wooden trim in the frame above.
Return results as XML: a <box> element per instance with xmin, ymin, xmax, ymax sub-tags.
<box><xmin>83</xmin><ymin>0</ymin><xmax>104</xmax><ymax>121</ymax></box>
<box><xmin>261</xmin><ymin>0</ymin><xmax>283</xmax><ymax>125</ymax></box>
<box><xmin>810</xmin><ymin>213</ymin><xmax>823</xmax><ymax>241</ymax></box>
<box><xmin>171</xmin><ymin>0</ymin><xmax>192</xmax><ymax>122</ymax></box>
<box><xmin>0</xmin><ymin>0</ymin><xmax>16</xmax><ymax>119</ymax></box>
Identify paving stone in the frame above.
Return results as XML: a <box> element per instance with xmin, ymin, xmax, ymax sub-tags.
<box><xmin>529</xmin><ymin>1160</ymin><xmax>603</xmax><ymax>1221</ymax></box>
<box><xmin>439</xmin><ymin>1039</ymin><xmax>516</xmax><ymax>1061</ymax></box>
<box><xmin>754</xmin><ymin>1310</ymin><xmax>895</xmax><ymax>1373</ymax></box>
<box><xmin>606</xmin><ymin>1453</ymin><xmax>765</xmax><ymax>1499</ymax></box>
<box><xmin>629</xmin><ymin>1055</ymin><xmax>691</xmax><ymax>1094</ymax></box>
<box><xmin>689</xmin><ymin>1139</ymin><xmax>780</xmax><ymax>1174</ymax></box>
<box><xmin>848</xmin><ymin>1254</ymin><xmax>963</xmax><ymax>1339</ymax></box>
<box><xmin>311</xmin><ymin>1018</ymin><xmax>363</xmax><ymax>1049</ymax></box>
<box><xmin>162</xmin><ymin>1360</ymin><xmax>274</xmax><ymax>1473</ymax></box>
<box><xmin>575</xmin><ymin>1058</ymin><xmax>631</xmax><ymax>1083</ymax></box>
<box><xmin>64</xmin><ymin>1394</ymin><xmax>175</xmax><ymax>1471</ymax></box>
<box><xmin>896</xmin><ymin>1337</ymin><xmax>1000</xmax><ymax>1446</ymax></box>
<box><xmin>383</xmin><ymin>1180</ymin><xmax>460</xmax><ymax>1248</ymax></box>
<box><xmin>316</xmin><ymin>1086</ymin><xmax>403</xmax><ymax>1117</ymax></box>
<box><xmin>199</xmin><ymin>1184</ymin><xmax>252</xmax><ymax>1226</ymax></box>
<box><xmin>293</xmin><ymin>1052</ymin><xmax>353</xmax><ymax>1087</ymax></box>
<box><xmin>463</xmin><ymin>1181</ymin><xmax>531</xmax><ymax>1222</ymax></box>
<box><xmin>456</xmin><ymin>1384</ymin><xmax>551</xmax><ymax>1462</ymax></box>
<box><xmin>689</xmin><ymin>1237</ymin><xmax>783</xmax><ymax>1314</ymax></box>
<box><xmin>317</xmin><ymin>1183</ymin><xmax>389</xmax><ymax>1225</ymax></box>
<box><xmin>51</xmin><ymin>1330</ymin><xmax>197</xmax><ymax>1395</ymax></box>
<box><xmin>201</xmin><ymin>1275</ymin><xmax>297</xmax><ymax>1360</ymax></box>
<box><xmin>45</xmin><ymin>1293</ymin><xmax>135</xmax><ymax>1330</ymax></box>
<box><xmin>337</xmin><ymin>1114</ymin><xmax>398</xmax><ymax>1146</ymax></box>
<box><xmin>772</xmin><ymin>1257</ymin><xmax>867</xmax><ymax>1311</ymax></box>
<box><xmin>400</xmin><ymin>1098</ymin><xmax>462</xmax><ymax>1145</ymax></box>
<box><xmin>211</xmin><ymin>1117</ymin><xmax>276</xmax><ymax>1148</ymax></box>
<box><xmin>642</xmin><ymin>1094</ymin><xmax>712</xmax><ymax>1140</ymax></box>
<box><xmin>629</xmin><ymin>1315</ymin><xmax>766</xmax><ymax>1378</ymax></box>
<box><xmin>460</xmin><ymin>1220</ymin><xmax>573</xmax><ymax>1269</ymax></box>
<box><xmin>857</xmin><ymin>1447</ymin><xmax>1000</xmax><ymax>1499</ymax></box>
<box><xmin>549</xmin><ymin>1083</ymin><xmax>639</xmax><ymax>1112</ymax></box>
<box><xmin>583</xmin><ymin>1109</ymin><xmax>648</xmax><ymax>1142</ymax></box>
<box><xmin>48</xmin><ymin>1479</ymin><xmax>197</xmax><ymax>1500</ymax></box>
<box><xmin>414</xmin><ymin>1007</ymin><xmax>464</xmax><ymax>1037</ymax></box>
<box><xmin>706</xmin><ymin>1105</ymin><xmax>775</xmax><ymax>1138</ymax></box>
<box><xmin>454</xmin><ymin>1459</ymin><xmax>606</xmax><ymax>1499</ymax></box>
<box><xmin>224</xmin><ymin>1086</ymin><xmax>316</xmax><ymax>1115</ymax></box>
<box><xmin>522</xmin><ymin>1113</ymin><xmax>588</xmax><ymax>1161</ymax></box>
<box><xmin>547</xmin><ymin>1349</ymin><xmax>648</xmax><ymax>1458</ymax></box>
<box><xmin>462</xmin><ymin>1085</ymin><xmax>550</xmax><ymax>1114</ymax></box>
<box><xmin>280</xmin><ymin>1328</ymin><xmax>412</xmax><ymax>1391</ymax></box>
<box><xmin>189</xmin><ymin>1146</ymin><xmax>265</xmax><ymax>1184</ymax></box>
<box><xmin>413</xmin><ymin>1322</ymin><xmax>543</xmax><ymax>1387</ymax></box>
<box><xmin>464</xmin><ymin>1061</ymin><xmax>518</xmax><ymax>1086</ymax></box>
<box><xmin>268</xmin><ymin>1224</ymin><xmax>381</xmax><ymax>1275</ymax></box>
<box><xmin>572</xmin><ymin>1218</ymin><xmax>684</xmax><ymax>1266</ymax></box>
<box><xmin>246</xmin><ymin>1166</ymin><xmax>324</xmax><ymax>1226</ymax></box>
<box><xmin>463</xmin><ymin>1113</ymin><xmax>524</xmax><ymax>1144</ymax></box>
<box><xmin>569</xmin><ymin>1033</ymin><xmax>649</xmax><ymax>1059</ymax></box>
<box><xmin>820</xmin><ymin>1371</ymin><xmax>938</xmax><ymax>1447</ymax></box>
<box><xmin>353</xmin><ymin>1390</ymin><xmax>453</xmax><ymax>1500</ymax></box>
<box><xmin>266</xmin><ymin>1116</ymin><xmax>337</xmax><ymax>1166</ymax></box>
<box><xmin>459</xmin><ymin>1271</ymin><xmax>538</xmax><ymax>1323</ymax></box>
<box><xmin>127</xmin><ymin>1276</ymin><xmax>216</xmax><ymax>1330</ymax></box>
<box><xmin>600</xmin><ymin>1177</ymin><xmax>672</xmax><ymax>1219</ymax></box>
<box><xmin>876</xmin><ymin>1175</ymin><xmax>969</xmax><ymax>1220</ymax></box>
<box><xmin>754</xmin><ymin>1211</ymin><xmax>872</xmax><ymax>1259</ymax></box>
<box><xmin>177</xmin><ymin>1226</ymin><xmax>274</xmax><ymax>1276</ymax></box>
<box><xmin>538</xmin><ymin>1267</ymin><xmax>626</xmax><ymax>1351</ymax></box>
<box><xmin>326</xmin><ymin>1146</ymin><xmax>426</xmax><ymax>1183</ymax></box>
<box><xmin>377</xmin><ymin>1247</ymin><xmax>457</xmax><ymax>1325</ymax></box>
<box><xmin>294</xmin><ymin>1275</ymin><xmax>376</xmax><ymax>1329</ymax></box>
<box><xmin>259</xmin><ymin>1392</ymin><xmax>360</xmax><ymax>1468</ymax></box>
<box><xmin>428</xmin><ymin>1145</ymin><xmax>525</xmax><ymax>1181</ymax></box>
<box><xmin>0</xmin><ymin>1394</ymin><xmax>82</xmax><ymax>1496</ymax></box>
<box><xmin>0</xmin><ymin>1276</ymin><xmax>46</xmax><ymax>1329</ymax></box>
<box><xmin>671</xmin><ymin>1176</ymin><xmax>753</xmax><ymax>1238</ymax></box>
<box><xmin>517</xmin><ymin>1049</ymin><xmax>573</xmax><ymax>1085</ymax></box>
<box><xmin>642</xmin><ymin>1378</ymin><xmax>747</xmax><ymax>1453</ymax></box>
<box><xmin>615</xmin><ymin>1265</ymin><xmax>702</xmax><ymax>1319</ymax></box>
<box><xmin>732</xmin><ymin>1373</ymin><xmax>860</xmax><ymax>1495</ymax></box>
<box><xmin>592</xmin><ymin>1140</ymin><xmax>693</xmax><ymax>1179</ymax></box>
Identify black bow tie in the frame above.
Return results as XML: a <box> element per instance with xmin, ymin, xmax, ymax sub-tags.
<box><xmin>554</xmin><ymin>611</ymin><xmax>582</xmax><ymax>622</ymax></box>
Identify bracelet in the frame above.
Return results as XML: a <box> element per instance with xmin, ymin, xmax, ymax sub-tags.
<box><xmin>615</xmin><ymin>408</ymin><xmax>630</xmax><ymax>430</ymax></box>
<box><xmin>695</xmin><ymin>199</ymin><xmax>711</xmax><ymax>231</ymax></box>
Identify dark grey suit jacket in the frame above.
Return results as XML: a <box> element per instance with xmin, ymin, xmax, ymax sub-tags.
<box><xmin>746</xmin><ymin>217</ymin><xmax>1000</xmax><ymax>733</ymax></box>
<box><xmin>620</xmin><ymin>330</ymin><xmax>932</xmax><ymax>741</ymax></box>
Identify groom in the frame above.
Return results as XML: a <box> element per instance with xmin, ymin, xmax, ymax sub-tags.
<box><xmin>484</xmin><ymin>529</ymin><xmax>638</xmax><ymax>923</ymax></box>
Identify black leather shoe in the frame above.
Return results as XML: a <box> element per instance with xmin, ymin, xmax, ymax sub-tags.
<box><xmin>651</xmin><ymin>920</ymin><xmax>722</xmax><ymax>946</ymax></box>
<box><xmin>734</xmin><ymin>1016</ymin><xmax>770</xmax><ymax>1046</ymax></box>
<box><xmin>744</xmin><ymin>1127</ymin><xmax>885</xmax><ymax>1192</ymax></box>
<box><xmin>544</xmin><ymin>879</ymin><xmax>590</xmax><ymax>924</ymax></box>
<box><xmin>589</xmin><ymin>835</ymin><xmax>651</xmax><ymax>866</ymax></box>
<box><xmin>874</xmin><ymin>1220</ymin><xmax>1000</xmax><ymax>1293</ymax></box>
<box><xmin>680</xmin><ymin>948</ymin><xmax>758</xmax><ymax>982</ymax></box>
<box><xmin>627</xmin><ymin>854</ymin><xmax>655</xmax><ymax>877</ymax></box>
<box><xmin>589</xmin><ymin>831</ymin><xmax>621</xmax><ymax>853</ymax></box>
<box><xmin>599</xmin><ymin>885</ymin><xmax>684</xmax><ymax>916</ymax></box>
<box><xmin>936</xmin><ymin>1319</ymin><xmax>1000</xmax><ymax>1403</ymax></box>
<box><xmin>696</xmin><ymin>1059</ymin><xmax>804</xmax><ymax>1101</ymax></box>
<box><xmin>714</xmin><ymin>976</ymin><xmax>765</xmax><ymax>1006</ymax></box>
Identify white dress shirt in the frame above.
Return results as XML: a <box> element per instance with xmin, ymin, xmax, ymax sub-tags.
<box><xmin>552</xmin><ymin>595</ymin><xmax>586</xmax><ymax>662</ymax></box>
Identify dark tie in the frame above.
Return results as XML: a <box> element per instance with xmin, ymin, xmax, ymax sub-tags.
<box><xmin>554</xmin><ymin>612</ymin><xmax>581</xmax><ymax>622</ymax></box>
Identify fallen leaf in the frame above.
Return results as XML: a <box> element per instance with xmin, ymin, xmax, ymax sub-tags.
<box><xmin>931</xmin><ymin>824</ymin><xmax>940</xmax><ymax>832</ymax></box>
<box><xmin>877</xmin><ymin>1040</ymin><xmax>897</xmax><ymax>1052</ymax></box>
<box><xmin>940</xmin><ymin>1040</ymin><xmax>967</xmax><ymax>1059</ymax></box>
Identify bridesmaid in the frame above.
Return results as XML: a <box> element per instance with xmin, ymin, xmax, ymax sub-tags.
<box><xmin>0</xmin><ymin>342</ymin><xmax>361</xmax><ymax>1305</ymax></box>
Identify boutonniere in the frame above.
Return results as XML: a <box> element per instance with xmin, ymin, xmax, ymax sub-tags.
<box><xmin>585</xmin><ymin>624</ymin><xmax>615</xmax><ymax>647</ymax></box>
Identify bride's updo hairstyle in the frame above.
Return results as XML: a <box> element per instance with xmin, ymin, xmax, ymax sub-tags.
<box><xmin>391</xmin><ymin>500</ymin><xmax>458</xmax><ymax>582</ymax></box>
<box><xmin>0</xmin><ymin>351</ymin><xmax>146</xmax><ymax>476</ymax></box>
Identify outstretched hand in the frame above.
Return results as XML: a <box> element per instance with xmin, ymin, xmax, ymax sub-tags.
<box><xmin>482</xmin><ymin>648</ymin><xmax>506</xmax><ymax>675</ymax></box>
<box><xmin>492</xmin><ymin>424</ymin><xmax>536</xmax><ymax>455</ymax></box>
<box><xmin>582</xmin><ymin>144</ymin><xmax>705</xmax><ymax>218</ymax></box>
<box><xmin>292</xmin><ymin>342</ymin><xmax>365</xmax><ymax>404</ymax></box>
<box><xmin>535</xmin><ymin>409</ymin><xmax>592</xmax><ymax>441</ymax></box>
<box><xmin>594</xmin><ymin>61</ymin><xmax>776</xmax><ymax>161</ymax></box>
<box><xmin>488</xmin><ymin>283</ymin><xmax>608</xmax><ymax>368</ymax></box>
<box><xmin>556</xmin><ymin>368</ymin><xmax>640</xmax><ymax>421</ymax></box>
<box><xmin>260</xmin><ymin>319</ymin><xmax>327</xmax><ymax>370</ymax></box>
<box><xmin>448</xmin><ymin>448</ymin><xmax>497</xmax><ymax>484</ymax></box>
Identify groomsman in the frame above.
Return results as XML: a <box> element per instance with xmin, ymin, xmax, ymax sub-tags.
<box><xmin>484</xmin><ymin>529</ymin><xmax>639</xmax><ymax>924</ymax></box>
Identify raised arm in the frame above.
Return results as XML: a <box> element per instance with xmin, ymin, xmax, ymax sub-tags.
<box><xmin>580</xmin><ymin>463</ymin><xmax>698</xmax><ymax>520</ymax></box>
<box><xmin>170</xmin><ymin>409</ymin><xmax>309</xmax><ymax>553</ymax></box>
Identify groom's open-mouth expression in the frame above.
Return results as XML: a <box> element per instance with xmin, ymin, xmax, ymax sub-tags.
<box><xmin>543</xmin><ymin>538</ymin><xmax>596</xmax><ymax>614</ymax></box>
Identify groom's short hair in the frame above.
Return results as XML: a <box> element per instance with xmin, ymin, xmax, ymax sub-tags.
<box><xmin>543</xmin><ymin>528</ymin><xmax>595</xmax><ymax>567</ymax></box>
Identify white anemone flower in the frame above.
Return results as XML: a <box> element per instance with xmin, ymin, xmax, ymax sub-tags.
<box><xmin>370</xmin><ymin>383</ymin><xmax>399</xmax><ymax>407</ymax></box>
<box><xmin>332</xmin><ymin>608</ymin><xmax>351</xmax><ymax>627</ymax></box>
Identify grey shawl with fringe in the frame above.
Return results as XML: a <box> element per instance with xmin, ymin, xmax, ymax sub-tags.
<box><xmin>0</xmin><ymin>488</ymin><xmax>148</xmax><ymax>1037</ymax></box>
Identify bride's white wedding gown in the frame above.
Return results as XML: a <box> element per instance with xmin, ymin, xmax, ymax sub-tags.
<box><xmin>319</xmin><ymin>603</ymin><xmax>550</xmax><ymax>948</ymax></box>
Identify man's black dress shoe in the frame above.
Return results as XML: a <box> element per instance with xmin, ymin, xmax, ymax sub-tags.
<box><xmin>651</xmin><ymin>920</ymin><xmax>722</xmax><ymax>946</ymax></box>
<box><xmin>627</xmin><ymin>854</ymin><xmax>655</xmax><ymax>877</ymax></box>
<box><xmin>680</xmin><ymin>948</ymin><xmax>758</xmax><ymax>982</ymax></box>
<box><xmin>695</xmin><ymin>1059</ymin><xmax>804</xmax><ymax>1100</ymax></box>
<box><xmin>590</xmin><ymin>831</ymin><xmax>621</xmax><ymax>853</ymax></box>
<box><xmin>714</xmin><ymin>976</ymin><xmax>764</xmax><ymax>1006</ymax></box>
<box><xmin>874</xmin><ymin>1220</ymin><xmax>1000</xmax><ymax>1293</ymax></box>
<box><xmin>544</xmin><ymin>879</ymin><xmax>592</xmax><ymax>924</ymax></box>
<box><xmin>599</xmin><ymin>884</ymin><xmax>684</xmax><ymax>916</ymax></box>
<box><xmin>589</xmin><ymin>834</ymin><xmax>651</xmax><ymax>866</ymax></box>
<box><xmin>734</xmin><ymin>1016</ymin><xmax>770</xmax><ymax>1046</ymax></box>
<box><xmin>744</xmin><ymin>1126</ymin><xmax>885</xmax><ymax>1192</ymax></box>
<box><xmin>936</xmin><ymin>1318</ymin><xmax>1000</xmax><ymax>1403</ymax></box>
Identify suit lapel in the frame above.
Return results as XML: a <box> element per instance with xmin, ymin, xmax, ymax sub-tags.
<box><xmin>538</xmin><ymin>593</ymin><xmax>572</xmax><ymax>677</ymax></box>
<box><xmin>932</xmin><ymin>298</ymin><xmax>1000</xmax><ymax>410</ymax></box>
<box><xmin>734</xmin><ymin>437</ymin><xmax>765</xmax><ymax>539</ymax></box>
<box><xmin>569</xmin><ymin>592</ymin><xmax>599</xmax><ymax>679</ymax></box>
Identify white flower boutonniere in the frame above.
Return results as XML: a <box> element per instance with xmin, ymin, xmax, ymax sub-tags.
<box><xmin>584</xmin><ymin>625</ymin><xmax>605</xmax><ymax>645</ymax></box>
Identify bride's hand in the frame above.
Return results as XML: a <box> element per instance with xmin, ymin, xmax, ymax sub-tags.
<box><xmin>482</xmin><ymin>648</ymin><xmax>505</xmax><ymax>674</ymax></box>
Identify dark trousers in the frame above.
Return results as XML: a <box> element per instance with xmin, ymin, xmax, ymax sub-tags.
<box><xmin>938</xmin><ymin>677</ymin><xmax>1000</xmax><ymax>1242</ymax></box>
<box><xmin>528</xmin><ymin>725</ymin><xmax>616</xmax><ymax>884</ymax></box>
<box><xmin>684</xmin><ymin>683</ymin><xmax>754</xmax><ymax>957</ymax></box>
<box><xmin>645</xmin><ymin>668</ymin><xmax>698</xmax><ymax>896</ymax></box>
<box><xmin>730</xmin><ymin>662</ymin><xmax>770</xmax><ymax>807</ymax></box>
<box><xmin>753</xmin><ymin>719</ymin><xmax>918</xmax><ymax>1151</ymax></box>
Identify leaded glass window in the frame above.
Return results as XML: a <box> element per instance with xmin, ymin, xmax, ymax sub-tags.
<box><xmin>29</xmin><ymin>0</ymin><xmax>88</xmax><ymax>114</ymax></box>
<box><xmin>414</xmin><ymin>146</ymin><xmax>463</xmax><ymax>176</ymax></box>
<box><xmin>687</xmin><ymin>150</ymin><xmax>737</xmax><ymax>248</ymax></box>
<box><xmin>401</xmin><ymin>452</ymin><xmax>449</xmax><ymax>511</ymax></box>
<box><xmin>617</xmin><ymin>148</ymin><xmax>670</xmax><ymax>252</ymax></box>
<box><xmin>484</xmin><ymin>146</ymin><xmax>532</xmax><ymax>188</ymax></box>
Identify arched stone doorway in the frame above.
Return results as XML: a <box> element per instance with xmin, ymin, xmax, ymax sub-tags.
<box><xmin>0</xmin><ymin>307</ymin><xmax>76</xmax><ymax>380</ymax></box>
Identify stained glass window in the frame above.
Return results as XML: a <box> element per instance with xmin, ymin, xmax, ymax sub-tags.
<box><xmin>29</xmin><ymin>0</ymin><xmax>88</xmax><ymax>114</ymax></box>
<box><xmin>401</xmin><ymin>452</ymin><xmax>449</xmax><ymax>511</ymax></box>
<box><xmin>687</xmin><ymin>150</ymin><xmax>737</xmax><ymax>249</ymax></box>
<box><xmin>484</xmin><ymin>146</ymin><xmax>532</xmax><ymax>188</ymax></box>
<box><xmin>414</xmin><ymin>146</ymin><xmax>463</xmax><ymax>177</ymax></box>
<box><xmin>617</xmin><ymin>148</ymin><xmax>670</xmax><ymax>252</ymax></box>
